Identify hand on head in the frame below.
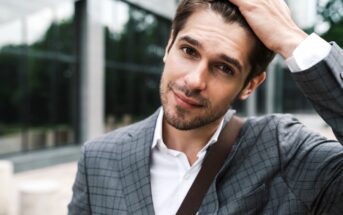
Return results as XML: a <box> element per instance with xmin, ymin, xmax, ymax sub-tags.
<box><xmin>228</xmin><ymin>0</ymin><xmax>308</xmax><ymax>58</ymax></box>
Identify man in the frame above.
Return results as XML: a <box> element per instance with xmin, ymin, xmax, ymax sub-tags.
<box><xmin>68</xmin><ymin>0</ymin><xmax>343</xmax><ymax>214</ymax></box>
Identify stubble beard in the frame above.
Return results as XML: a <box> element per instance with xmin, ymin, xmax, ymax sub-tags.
<box><xmin>159</xmin><ymin>77</ymin><xmax>230</xmax><ymax>131</ymax></box>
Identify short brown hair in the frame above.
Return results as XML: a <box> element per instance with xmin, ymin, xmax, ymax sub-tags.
<box><xmin>170</xmin><ymin>0</ymin><xmax>275</xmax><ymax>82</ymax></box>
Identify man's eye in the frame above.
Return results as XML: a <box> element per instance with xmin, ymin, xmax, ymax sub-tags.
<box><xmin>216</xmin><ymin>64</ymin><xmax>234</xmax><ymax>76</ymax></box>
<box><xmin>181</xmin><ymin>47</ymin><xmax>197</xmax><ymax>57</ymax></box>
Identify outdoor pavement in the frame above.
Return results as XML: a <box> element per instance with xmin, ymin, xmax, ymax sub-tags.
<box><xmin>9</xmin><ymin>162</ymin><xmax>77</xmax><ymax>215</ymax></box>
<box><xmin>7</xmin><ymin>114</ymin><xmax>337</xmax><ymax>215</ymax></box>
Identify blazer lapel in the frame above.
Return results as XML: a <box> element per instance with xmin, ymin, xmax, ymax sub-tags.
<box><xmin>118</xmin><ymin>110</ymin><xmax>159</xmax><ymax>214</ymax></box>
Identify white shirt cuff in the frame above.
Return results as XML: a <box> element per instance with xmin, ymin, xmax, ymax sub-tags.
<box><xmin>285</xmin><ymin>33</ymin><xmax>331</xmax><ymax>72</ymax></box>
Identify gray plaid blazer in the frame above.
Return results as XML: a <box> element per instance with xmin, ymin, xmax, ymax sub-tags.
<box><xmin>68</xmin><ymin>43</ymin><xmax>343</xmax><ymax>214</ymax></box>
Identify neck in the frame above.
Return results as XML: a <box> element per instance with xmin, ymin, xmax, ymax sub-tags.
<box><xmin>162</xmin><ymin>117</ymin><xmax>223</xmax><ymax>165</ymax></box>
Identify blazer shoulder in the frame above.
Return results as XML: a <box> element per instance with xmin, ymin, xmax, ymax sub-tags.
<box><xmin>243</xmin><ymin>113</ymin><xmax>314</xmax><ymax>149</ymax></box>
<box><xmin>83</xmin><ymin>112</ymin><xmax>158</xmax><ymax>154</ymax></box>
<box><xmin>245</xmin><ymin>113</ymin><xmax>302</xmax><ymax>133</ymax></box>
<box><xmin>244</xmin><ymin>113</ymin><xmax>325</xmax><ymax>143</ymax></box>
<box><xmin>246</xmin><ymin>113</ymin><xmax>341</xmax><ymax>161</ymax></box>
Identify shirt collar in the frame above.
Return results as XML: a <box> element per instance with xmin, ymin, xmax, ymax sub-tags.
<box><xmin>152</xmin><ymin>108</ymin><xmax>226</xmax><ymax>157</ymax></box>
<box><xmin>152</xmin><ymin>108</ymin><xmax>164</xmax><ymax>149</ymax></box>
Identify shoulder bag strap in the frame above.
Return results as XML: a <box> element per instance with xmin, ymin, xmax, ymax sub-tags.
<box><xmin>176</xmin><ymin>116</ymin><xmax>244</xmax><ymax>215</ymax></box>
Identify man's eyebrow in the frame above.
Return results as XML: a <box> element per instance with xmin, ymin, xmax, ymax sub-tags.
<box><xmin>179</xmin><ymin>36</ymin><xmax>203</xmax><ymax>49</ymax></box>
<box><xmin>219</xmin><ymin>54</ymin><xmax>243</xmax><ymax>73</ymax></box>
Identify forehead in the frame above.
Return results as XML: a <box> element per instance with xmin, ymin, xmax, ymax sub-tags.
<box><xmin>176</xmin><ymin>9</ymin><xmax>254</xmax><ymax>73</ymax></box>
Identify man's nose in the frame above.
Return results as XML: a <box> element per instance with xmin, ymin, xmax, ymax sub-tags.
<box><xmin>184</xmin><ymin>62</ymin><xmax>208</xmax><ymax>91</ymax></box>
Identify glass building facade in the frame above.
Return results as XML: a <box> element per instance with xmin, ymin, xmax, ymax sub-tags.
<box><xmin>0</xmin><ymin>0</ymin><xmax>172</xmax><ymax>157</ymax></box>
<box><xmin>103</xmin><ymin>0</ymin><xmax>171</xmax><ymax>131</ymax></box>
<box><xmin>0</xmin><ymin>1</ymin><xmax>76</xmax><ymax>156</ymax></box>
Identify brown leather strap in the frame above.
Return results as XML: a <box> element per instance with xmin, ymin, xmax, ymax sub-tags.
<box><xmin>176</xmin><ymin>116</ymin><xmax>244</xmax><ymax>215</ymax></box>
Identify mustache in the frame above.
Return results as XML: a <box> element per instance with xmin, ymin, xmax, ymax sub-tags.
<box><xmin>167</xmin><ymin>82</ymin><xmax>209</xmax><ymax>107</ymax></box>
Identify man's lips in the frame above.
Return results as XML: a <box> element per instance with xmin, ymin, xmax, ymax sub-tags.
<box><xmin>173</xmin><ymin>91</ymin><xmax>204</xmax><ymax>109</ymax></box>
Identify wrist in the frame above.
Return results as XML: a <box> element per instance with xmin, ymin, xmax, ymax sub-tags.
<box><xmin>286</xmin><ymin>33</ymin><xmax>331</xmax><ymax>72</ymax></box>
<box><xmin>276</xmin><ymin>29</ymin><xmax>308</xmax><ymax>59</ymax></box>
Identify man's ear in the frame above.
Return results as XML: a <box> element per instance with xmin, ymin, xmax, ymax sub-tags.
<box><xmin>239</xmin><ymin>72</ymin><xmax>266</xmax><ymax>100</ymax></box>
<box><xmin>163</xmin><ymin>31</ymin><xmax>174</xmax><ymax>63</ymax></box>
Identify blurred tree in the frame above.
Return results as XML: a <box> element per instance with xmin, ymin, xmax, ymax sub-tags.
<box><xmin>321</xmin><ymin>19</ymin><xmax>343</xmax><ymax>46</ymax></box>
<box><xmin>0</xmin><ymin>53</ymin><xmax>22</xmax><ymax>125</ymax></box>
<box><xmin>105</xmin><ymin>7</ymin><xmax>170</xmax><ymax>119</ymax></box>
<box><xmin>317</xmin><ymin>0</ymin><xmax>343</xmax><ymax>46</ymax></box>
<box><xmin>0</xmin><ymin>5</ymin><xmax>171</xmax><ymax>130</ymax></box>
<box><xmin>318</xmin><ymin>0</ymin><xmax>343</xmax><ymax>24</ymax></box>
<box><xmin>0</xmin><ymin>19</ymin><xmax>74</xmax><ymax>127</ymax></box>
<box><xmin>26</xmin><ymin>19</ymin><xmax>75</xmax><ymax>126</ymax></box>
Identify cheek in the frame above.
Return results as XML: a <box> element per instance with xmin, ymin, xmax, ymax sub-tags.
<box><xmin>208</xmin><ymin>82</ymin><xmax>243</xmax><ymax>105</ymax></box>
<box><xmin>164</xmin><ymin>51</ymin><xmax>194</xmax><ymax>78</ymax></box>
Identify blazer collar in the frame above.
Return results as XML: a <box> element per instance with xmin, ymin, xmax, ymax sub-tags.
<box><xmin>118</xmin><ymin>108</ymin><xmax>160</xmax><ymax>214</ymax></box>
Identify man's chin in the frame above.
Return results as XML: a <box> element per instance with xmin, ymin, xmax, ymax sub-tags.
<box><xmin>164</xmin><ymin>111</ymin><xmax>216</xmax><ymax>131</ymax></box>
<box><xmin>163</xmin><ymin>110</ymin><xmax>195</xmax><ymax>130</ymax></box>
<box><xmin>165</xmin><ymin>118</ymin><xmax>198</xmax><ymax>131</ymax></box>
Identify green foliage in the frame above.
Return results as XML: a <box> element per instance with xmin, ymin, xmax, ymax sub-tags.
<box><xmin>318</xmin><ymin>0</ymin><xmax>343</xmax><ymax>24</ymax></box>
<box><xmin>104</xmin><ymin>7</ymin><xmax>171</xmax><ymax>118</ymax></box>
<box><xmin>322</xmin><ymin>19</ymin><xmax>343</xmax><ymax>47</ymax></box>
<box><xmin>0</xmin><ymin>18</ymin><xmax>75</xmax><ymax>127</ymax></box>
<box><xmin>0</xmin><ymin>5</ymin><xmax>171</xmax><ymax>130</ymax></box>
<box><xmin>0</xmin><ymin>53</ymin><xmax>22</xmax><ymax>123</ymax></box>
<box><xmin>318</xmin><ymin>0</ymin><xmax>343</xmax><ymax>46</ymax></box>
<box><xmin>31</xmin><ymin>19</ymin><xmax>75</xmax><ymax>53</ymax></box>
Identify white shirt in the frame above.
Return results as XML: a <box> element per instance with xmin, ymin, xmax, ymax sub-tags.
<box><xmin>150</xmin><ymin>33</ymin><xmax>331</xmax><ymax>215</ymax></box>
<box><xmin>150</xmin><ymin>109</ymin><xmax>225</xmax><ymax>215</ymax></box>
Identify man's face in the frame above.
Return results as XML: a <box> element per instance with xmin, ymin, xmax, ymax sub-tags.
<box><xmin>160</xmin><ymin>9</ymin><xmax>261</xmax><ymax>130</ymax></box>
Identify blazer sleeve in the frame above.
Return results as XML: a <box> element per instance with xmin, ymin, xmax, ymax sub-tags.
<box><xmin>285</xmin><ymin>42</ymin><xmax>343</xmax><ymax>214</ymax></box>
<box><xmin>68</xmin><ymin>145</ymin><xmax>91</xmax><ymax>215</ymax></box>
<box><xmin>292</xmin><ymin>42</ymin><xmax>343</xmax><ymax>143</ymax></box>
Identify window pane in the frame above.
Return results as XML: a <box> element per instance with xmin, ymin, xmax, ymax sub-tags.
<box><xmin>27</xmin><ymin>2</ymin><xmax>75</xmax><ymax>54</ymax></box>
<box><xmin>26</xmin><ymin>58</ymin><xmax>75</xmax><ymax>150</ymax></box>
<box><xmin>0</xmin><ymin>2</ymin><xmax>77</xmax><ymax>156</ymax></box>
<box><xmin>0</xmin><ymin>53</ymin><xmax>24</xmax><ymax>155</ymax></box>
<box><xmin>104</xmin><ymin>0</ymin><xmax>170</xmax><ymax>129</ymax></box>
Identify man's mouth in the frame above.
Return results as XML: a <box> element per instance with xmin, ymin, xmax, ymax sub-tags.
<box><xmin>166</xmin><ymin>81</ymin><xmax>208</xmax><ymax>110</ymax></box>
<box><xmin>173</xmin><ymin>91</ymin><xmax>204</xmax><ymax>109</ymax></box>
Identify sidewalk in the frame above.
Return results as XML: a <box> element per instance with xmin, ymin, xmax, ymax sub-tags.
<box><xmin>10</xmin><ymin>162</ymin><xmax>77</xmax><ymax>215</ymax></box>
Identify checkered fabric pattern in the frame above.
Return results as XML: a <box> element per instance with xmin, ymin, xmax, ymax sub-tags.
<box><xmin>68</xmin><ymin>43</ymin><xmax>343</xmax><ymax>215</ymax></box>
